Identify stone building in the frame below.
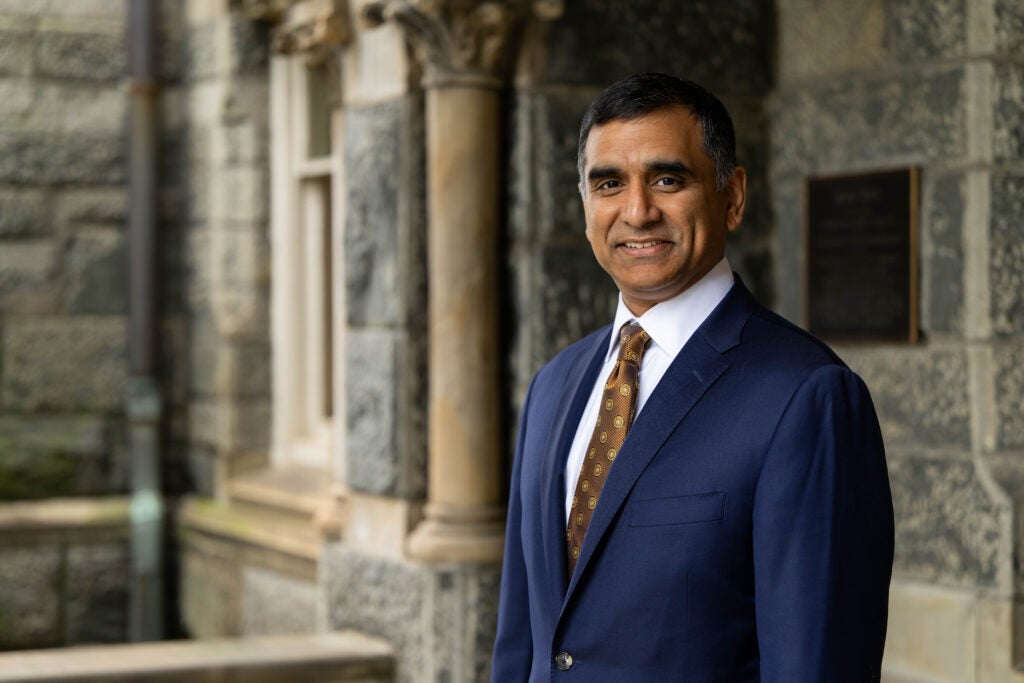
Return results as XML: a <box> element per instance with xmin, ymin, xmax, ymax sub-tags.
<box><xmin>0</xmin><ymin>0</ymin><xmax>1022</xmax><ymax>681</ymax></box>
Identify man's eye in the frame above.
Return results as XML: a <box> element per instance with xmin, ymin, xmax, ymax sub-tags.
<box><xmin>596</xmin><ymin>180</ymin><xmax>622</xmax><ymax>191</ymax></box>
<box><xmin>654</xmin><ymin>177</ymin><xmax>679</xmax><ymax>188</ymax></box>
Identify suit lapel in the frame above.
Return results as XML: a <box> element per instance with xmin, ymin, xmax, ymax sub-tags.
<box><xmin>561</xmin><ymin>278</ymin><xmax>756</xmax><ymax>605</ymax></box>
<box><xmin>539</xmin><ymin>327</ymin><xmax>611</xmax><ymax>602</ymax></box>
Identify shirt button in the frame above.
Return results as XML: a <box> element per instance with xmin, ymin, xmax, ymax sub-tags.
<box><xmin>554</xmin><ymin>651</ymin><xmax>573</xmax><ymax>671</ymax></box>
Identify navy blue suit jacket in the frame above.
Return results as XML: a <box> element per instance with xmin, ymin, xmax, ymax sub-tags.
<box><xmin>491</xmin><ymin>279</ymin><xmax>894</xmax><ymax>682</ymax></box>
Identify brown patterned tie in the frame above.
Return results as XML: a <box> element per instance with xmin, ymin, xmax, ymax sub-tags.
<box><xmin>566</xmin><ymin>322</ymin><xmax>651</xmax><ymax>577</ymax></box>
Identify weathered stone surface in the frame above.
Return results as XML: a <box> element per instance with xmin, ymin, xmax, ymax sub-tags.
<box><xmin>184</xmin><ymin>22</ymin><xmax>216</xmax><ymax>81</ymax></box>
<box><xmin>994</xmin><ymin>344</ymin><xmax>1024</xmax><ymax>450</ymax></box>
<box><xmin>990</xmin><ymin>173</ymin><xmax>1024</xmax><ymax>336</ymax></box>
<box><xmin>2</xmin><ymin>316</ymin><xmax>127</xmax><ymax>411</ymax></box>
<box><xmin>0</xmin><ymin>132</ymin><xmax>124</xmax><ymax>185</ymax></box>
<box><xmin>510</xmin><ymin>90</ymin><xmax>592</xmax><ymax>243</ymax></box>
<box><xmin>55</xmin><ymin>188</ymin><xmax>126</xmax><ymax>226</ymax></box>
<box><xmin>771</xmin><ymin>67</ymin><xmax>966</xmax><ymax>182</ymax></box>
<box><xmin>0</xmin><ymin>81</ymin><xmax>125</xmax><ymax>134</ymax></box>
<box><xmin>65</xmin><ymin>543</ymin><xmax>129</xmax><ymax>644</ymax></box>
<box><xmin>993</xmin><ymin>63</ymin><xmax>1024</xmax><ymax>163</ymax></box>
<box><xmin>325</xmin><ymin>545</ymin><xmax>502</xmax><ymax>683</ymax></box>
<box><xmin>995</xmin><ymin>0</ymin><xmax>1024</xmax><ymax>55</ymax></box>
<box><xmin>214</xmin><ymin>223</ymin><xmax>269</xmax><ymax>286</ymax></box>
<box><xmin>540</xmin><ymin>0</ymin><xmax>770</xmax><ymax>94</ymax></box>
<box><xmin>0</xmin><ymin>545</ymin><xmax>61</xmax><ymax>648</ymax></box>
<box><xmin>0</xmin><ymin>414</ymin><xmax>121</xmax><ymax>499</ymax></box>
<box><xmin>180</xmin><ymin>538</ymin><xmax>242</xmax><ymax>638</ymax></box>
<box><xmin>240</xmin><ymin>566</ymin><xmax>316</xmax><ymax>636</ymax></box>
<box><xmin>229</xmin><ymin>15</ymin><xmax>268</xmax><ymax>76</ymax></box>
<box><xmin>211</xmin><ymin>286</ymin><xmax>270</xmax><ymax>341</ymax></box>
<box><xmin>0</xmin><ymin>31</ymin><xmax>33</xmax><ymax>77</ymax></box>
<box><xmin>775</xmin><ymin>0</ymin><xmax>886</xmax><ymax>83</ymax></box>
<box><xmin>840</xmin><ymin>347</ymin><xmax>972</xmax><ymax>450</ymax></box>
<box><xmin>326</xmin><ymin>546</ymin><xmax>427</xmax><ymax>683</ymax></box>
<box><xmin>346</xmin><ymin>329</ymin><xmax>426</xmax><ymax>498</ymax></box>
<box><xmin>886</xmin><ymin>0</ymin><xmax>966</xmax><ymax>62</ymax></box>
<box><xmin>215</xmin><ymin>342</ymin><xmax>271</xmax><ymax>398</ymax></box>
<box><xmin>538</xmin><ymin>243</ymin><xmax>616</xmax><ymax>363</ymax></box>
<box><xmin>888</xmin><ymin>456</ymin><xmax>1002</xmax><ymax>588</ymax></box>
<box><xmin>34</xmin><ymin>30</ymin><xmax>124</xmax><ymax>81</ymax></box>
<box><xmin>724</xmin><ymin>243</ymin><xmax>774</xmax><ymax>309</ymax></box>
<box><xmin>63</xmin><ymin>228</ymin><xmax>129</xmax><ymax>314</ymax></box>
<box><xmin>0</xmin><ymin>240</ymin><xmax>58</xmax><ymax>311</ymax></box>
<box><xmin>344</xmin><ymin>97</ymin><xmax>426</xmax><ymax>329</ymax></box>
<box><xmin>922</xmin><ymin>173</ymin><xmax>965</xmax><ymax>334</ymax></box>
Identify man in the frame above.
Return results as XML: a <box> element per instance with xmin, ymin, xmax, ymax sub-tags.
<box><xmin>491</xmin><ymin>73</ymin><xmax>894</xmax><ymax>682</ymax></box>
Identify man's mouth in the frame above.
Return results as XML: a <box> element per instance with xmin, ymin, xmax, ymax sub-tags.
<box><xmin>622</xmin><ymin>240</ymin><xmax>667</xmax><ymax>249</ymax></box>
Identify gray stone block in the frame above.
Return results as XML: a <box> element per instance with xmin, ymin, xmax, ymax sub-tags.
<box><xmin>34</xmin><ymin>30</ymin><xmax>124</xmax><ymax>81</ymax></box>
<box><xmin>184</xmin><ymin>23</ymin><xmax>216</xmax><ymax>81</ymax></box>
<box><xmin>229</xmin><ymin>15</ymin><xmax>268</xmax><ymax>75</ymax></box>
<box><xmin>0</xmin><ymin>240</ymin><xmax>59</xmax><ymax>312</ymax></box>
<box><xmin>343</xmin><ymin>97</ymin><xmax>426</xmax><ymax>329</ymax></box>
<box><xmin>0</xmin><ymin>414</ymin><xmax>119</xmax><ymax>500</ymax></box>
<box><xmin>241</xmin><ymin>566</ymin><xmax>316</xmax><ymax>635</ymax></box>
<box><xmin>540</xmin><ymin>0</ymin><xmax>770</xmax><ymax>94</ymax></box>
<box><xmin>888</xmin><ymin>456</ymin><xmax>1002</xmax><ymax>588</ymax></box>
<box><xmin>324</xmin><ymin>546</ymin><xmax>500</xmax><ymax>683</ymax></box>
<box><xmin>325</xmin><ymin>546</ymin><xmax>427</xmax><ymax>683</ymax></box>
<box><xmin>724</xmin><ymin>243</ymin><xmax>774</xmax><ymax>309</ymax></box>
<box><xmin>345</xmin><ymin>329</ymin><xmax>426</xmax><ymax>498</ymax></box>
<box><xmin>65</xmin><ymin>543</ymin><xmax>130</xmax><ymax>644</ymax></box>
<box><xmin>995</xmin><ymin>344</ymin><xmax>1024</xmax><ymax>451</ymax></box>
<box><xmin>538</xmin><ymin>243</ymin><xmax>616</xmax><ymax>361</ymax></box>
<box><xmin>885</xmin><ymin>0</ymin><xmax>966</xmax><ymax>62</ymax></box>
<box><xmin>0</xmin><ymin>132</ymin><xmax>124</xmax><ymax>185</ymax></box>
<box><xmin>995</xmin><ymin>0</ymin><xmax>1024</xmax><ymax>55</ymax></box>
<box><xmin>922</xmin><ymin>173</ymin><xmax>964</xmax><ymax>334</ymax></box>
<box><xmin>769</xmin><ymin>178</ymin><xmax>804</xmax><ymax>323</ymax></box>
<box><xmin>771</xmin><ymin>67</ymin><xmax>966</xmax><ymax>182</ymax></box>
<box><xmin>55</xmin><ymin>188</ymin><xmax>126</xmax><ymax>226</ymax></box>
<box><xmin>0</xmin><ymin>184</ymin><xmax>54</xmax><ymax>233</ymax></box>
<box><xmin>64</xmin><ymin>228</ymin><xmax>129</xmax><ymax>314</ymax></box>
<box><xmin>840</xmin><ymin>346</ymin><xmax>972</xmax><ymax>450</ymax></box>
<box><xmin>990</xmin><ymin>173</ymin><xmax>1024</xmax><ymax>337</ymax></box>
<box><xmin>0</xmin><ymin>545</ymin><xmax>61</xmax><ymax>648</ymax></box>
<box><xmin>994</xmin><ymin>63</ymin><xmax>1024</xmax><ymax>163</ymax></box>
<box><xmin>2</xmin><ymin>316</ymin><xmax>127</xmax><ymax>411</ymax></box>
<box><xmin>0</xmin><ymin>31</ymin><xmax>33</xmax><ymax>77</ymax></box>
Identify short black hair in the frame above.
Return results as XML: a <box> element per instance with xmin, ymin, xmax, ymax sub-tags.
<box><xmin>577</xmin><ymin>73</ymin><xmax>737</xmax><ymax>191</ymax></box>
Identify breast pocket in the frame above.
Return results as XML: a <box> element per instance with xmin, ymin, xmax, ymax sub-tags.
<box><xmin>628</xmin><ymin>491</ymin><xmax>726</xmax><ymax>527</ymax></box>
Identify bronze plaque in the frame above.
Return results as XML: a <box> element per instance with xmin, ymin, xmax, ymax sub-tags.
<box><xmin>804</xmin><ymin>168</ymin><xmax>919</xmax><ymax>343</ymax></box>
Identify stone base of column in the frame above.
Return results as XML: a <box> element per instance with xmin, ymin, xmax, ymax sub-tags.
<box><xmin>405</xmin><ymin>502</ymin><xmax>505</xmax><ymax>563</ymax></box>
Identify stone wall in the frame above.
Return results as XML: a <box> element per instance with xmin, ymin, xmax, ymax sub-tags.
<box><xmin>0</xmin><ymin>0</ymin><xmax>132</xmax><ymax>650</ymax></box>
<box><xmin>770</xmin><ymin>1</ymin><xmax>1024</xmax><ymax>680</ymax></box>
<box><xmin>158</xmin><ymin>0</ymin><xmax>273</xmax><ymax>494</ymax></box>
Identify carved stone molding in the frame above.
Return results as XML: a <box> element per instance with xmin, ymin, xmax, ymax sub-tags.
<box><xmin>272</xmin><ymin>0</ymin><xmax>350</xmax><ymax>65</ymax></box>
<box><xmin>361</xmin><ymin>0</ymin><xmax>563</xmax><ymax>88</ymax></box>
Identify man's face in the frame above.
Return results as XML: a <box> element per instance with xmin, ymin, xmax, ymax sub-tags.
<box><xmin>581</xmin><ymin>105</ymin><xmax>746</xmax><ymax>316</ymax></box>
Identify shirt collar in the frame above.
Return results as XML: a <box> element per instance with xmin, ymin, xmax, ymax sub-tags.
<box><xmin>605</xmin><ymin>257</ymin><xmax>735</xmax><ymax>363</ymax></box>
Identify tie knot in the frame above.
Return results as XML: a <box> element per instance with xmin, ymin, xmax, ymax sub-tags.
<box><xmin>617</xmin><ymin>323</ymin><xmax>650</xmax><ymax>365</ymax></box>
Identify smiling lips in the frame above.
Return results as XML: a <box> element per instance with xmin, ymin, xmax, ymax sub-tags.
<box><xmin>621</xmin><ymin>239</ymin><xmax>669</xmax><ymax>250</ymax></box>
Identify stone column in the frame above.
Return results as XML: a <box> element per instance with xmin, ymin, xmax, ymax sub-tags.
<box><xmin>363</xmin><ymin>0</ymin><xmax>560</xmax><ymax>563</ymax></box>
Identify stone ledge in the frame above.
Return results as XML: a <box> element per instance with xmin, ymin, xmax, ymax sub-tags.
<box><xmin>177</xmin><ymin>496</ymin><xmax>319</xmax><ymax>564</ymax></box>
<box><xmin>0</xmin><ymin>497</ymin><xmax>129</xmax><ymax>541</ymax></box>
<box><xmin>0</xmin><ymin>631</ymin><xmax>394</xmax><ymax>683</ymax></box>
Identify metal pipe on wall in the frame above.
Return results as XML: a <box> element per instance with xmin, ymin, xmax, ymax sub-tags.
<box><xmin>126</xmin><ymin>0</ymin><xmax>164</xmax><ymax>641</ymax></box>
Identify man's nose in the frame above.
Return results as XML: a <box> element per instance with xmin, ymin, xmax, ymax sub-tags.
<box><xmin>623</xmin><ymin>185</ymin><xmax>661</xmax><ymax>228</ymax></box>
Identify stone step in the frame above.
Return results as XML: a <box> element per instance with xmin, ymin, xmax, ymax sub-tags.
<box><xmin>226</xmin><ymin>465</ymin><xmax>331</xmax><ymax>527</ymax></box>
<box><xmin>0</xmin><ymin>631</ymin><xmax>394</xmax><ymax>683</ymax></box>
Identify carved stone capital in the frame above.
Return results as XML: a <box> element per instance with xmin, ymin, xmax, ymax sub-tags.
<box><xmin>272</xmin><ymin>0</ymin><xmax>350</xmax><ymax>66</ymax></box>
<box><xmin>361</xmin><ymin>0</ymin><xmax>563</xmax><ymax>88</ymax></box>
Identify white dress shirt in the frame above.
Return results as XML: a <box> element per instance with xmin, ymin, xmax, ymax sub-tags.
<box><xmin>563</xmin><ymin>257</ymin><xmax>735</xmax><ymax>522</ymax></box>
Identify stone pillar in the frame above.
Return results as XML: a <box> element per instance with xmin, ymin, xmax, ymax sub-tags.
<box><xmin>362</xmin><ymin>0</ymin><xmax>561</xmax><ymax>563</ymax></box>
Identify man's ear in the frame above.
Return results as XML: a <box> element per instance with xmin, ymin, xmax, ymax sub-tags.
<box><xmin>724</xmin><ymin>166</ymin><xmax>747</xmax><ymax>233</ymax></box>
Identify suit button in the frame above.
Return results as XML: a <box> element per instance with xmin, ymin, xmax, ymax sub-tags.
<box><xmin>554</xmin><ymin>651</ymin><xmax>573</xmax><ymax>671</ymax></box>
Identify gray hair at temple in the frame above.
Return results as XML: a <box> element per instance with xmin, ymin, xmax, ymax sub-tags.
<box><xmin>576</xmin><ymin>73</ymin><xmax>738</xmax><ymax>192</ymax></box>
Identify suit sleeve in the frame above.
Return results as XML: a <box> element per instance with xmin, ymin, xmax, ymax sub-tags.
<box><xmin>753</xmin><ymin>365</ymin><xmax>894</xmax><ymax>683</ymax></box>
<box><xmin>490</xmin><ymin>376</ymin><xmax>537</xmax><ymax>682</ymax></box>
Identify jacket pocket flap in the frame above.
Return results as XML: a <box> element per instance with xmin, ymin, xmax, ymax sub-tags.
<box><xmin>629</xmin><ymin>491</ymin><xmax>726</xmax><ymax>527</ymax></box>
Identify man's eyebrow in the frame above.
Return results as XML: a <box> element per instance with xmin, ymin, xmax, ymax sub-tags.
<box><xmin>646</xmin><ymin>160</ymin><xmax>695</xmax><ymax>176</ymax></box>
<box><xmin>587</xmin><ymin>166</ymin><xmax>621</xmax><ymax>183</ymax></box>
